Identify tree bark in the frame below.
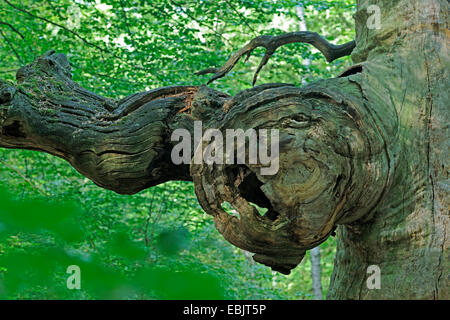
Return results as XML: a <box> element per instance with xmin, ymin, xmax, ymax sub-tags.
<box><xmin>0</xmin><ymin>0</ymin><xmax>447</xmax><ymax>299</ymax></box>
<box><xmin>327</xmin><ymin>0</ymin><xmax>449</xmax><ymax>299</ymax></box>
<box><xmin>296</xmin><ymin>3</ymin><xmax>323</xmax><ymax>300</ymax></box>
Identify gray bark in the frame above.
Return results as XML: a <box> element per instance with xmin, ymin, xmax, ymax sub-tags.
<box><xmin>0</xmin><ymin>0</ymin><xmax>448</xmax><ymax>299</ymax></box>
<box><xmin>310</xmin><ymin>247</ymin><xmax>323</xmax><ymax>299</ymax></box>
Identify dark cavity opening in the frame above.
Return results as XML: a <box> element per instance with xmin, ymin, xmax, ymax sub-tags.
<box><xmin>3</xmin><ymin>121</ymin><xmax>26</xmax><ymax>138</ymax></box>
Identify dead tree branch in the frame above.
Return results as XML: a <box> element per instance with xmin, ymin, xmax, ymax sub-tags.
<box><xmin>196</xmin><ymin>32</ymin><xmax>355</xmax><ymax>85</ymax></box>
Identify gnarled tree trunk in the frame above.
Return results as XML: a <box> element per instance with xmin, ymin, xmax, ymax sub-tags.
<box><xmin>0</xmin><ymin>0</ymin><xmax>447</xmax><ymax>299</ymax></box>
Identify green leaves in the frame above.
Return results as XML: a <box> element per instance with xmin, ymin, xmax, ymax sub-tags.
<box><xmin>106</xmin><ymin>231</ymin><xmax>147</xmax><ymax>260</ymax></box>
<box><xmin>0</xmin><ymin>187</ymin><xmax>224</xmax><ymax>299</ymax></box>
<box><xmin>133</xmin><ymin>267</ymin><xmax>223</xmax><ymax>299</ymax></box>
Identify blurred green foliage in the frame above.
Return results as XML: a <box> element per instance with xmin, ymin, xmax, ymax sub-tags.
<box><xmin>0</xmin><ymin>0</ymin><xmax>353</xmax><ymax>299</ymax></box>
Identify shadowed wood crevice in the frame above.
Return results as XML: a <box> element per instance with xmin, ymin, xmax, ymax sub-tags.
<box><xmin>196</xmin><ymin>31</ymin><xmax>356</xmax><ymax>85</ymax></box>
<box><xmin>0</xmin><ymin>0</ymin><xmax>448</xmax><ymax>299</ymax></box>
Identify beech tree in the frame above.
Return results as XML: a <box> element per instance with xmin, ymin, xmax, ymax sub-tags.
<box><xmin>0</xmin><ymin>0</ymin><xmax>448</xmax><ymax>299</ymax></box>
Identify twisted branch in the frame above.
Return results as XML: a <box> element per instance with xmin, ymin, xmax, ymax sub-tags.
<box><xmin>196</xmin><ymin>31</ymin><xmax>356</xmax><ymax>85</ymax></box>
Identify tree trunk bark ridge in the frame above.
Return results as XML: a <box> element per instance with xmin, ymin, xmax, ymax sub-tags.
<box><xmin>0</xmin><ymin>0</ymin><xmax>447</xmax><ymax>299</ymax></box>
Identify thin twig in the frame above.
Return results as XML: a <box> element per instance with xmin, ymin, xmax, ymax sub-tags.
<box><xmin>45</xmin><ymin>0</ymin><xmax>65</xmax><ymax>20</ymax></box>
<box><xmin>4</xmin><ymin>0</ymin><xmax>114</xmax><ymax>56</ymax></box>
<box><xmin>144</xmin><ymin>189</ymin><xmax>167</xmax><ymax>250</ymax></box>
<box><xmin>144</xmin><ymin>191</ymin><xmax>156</xmax><ymax>248</ymax></box>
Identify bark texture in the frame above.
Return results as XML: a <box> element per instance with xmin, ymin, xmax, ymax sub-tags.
<box><xmin>0</xmin><ymin>0</ymin><xmax>448</xmax><ymax>299</ymax></box>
